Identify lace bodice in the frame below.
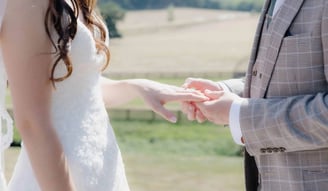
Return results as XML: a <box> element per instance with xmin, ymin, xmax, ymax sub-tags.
<box><xmin>0</xmin><ymin>27</ymin><xmax>14</xmax><ymax>147</ymax></box>
<box><xmin>0</xmin><ymin>53</ymin><xmax>13</xmax><ymax>152</ymax></box>
<box><xmin>0</xmin><ymin>53</ymin><xmax>12</xmax><ymax>191</ymax></box>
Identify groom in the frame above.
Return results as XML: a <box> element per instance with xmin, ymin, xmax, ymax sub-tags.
<box><xmin>183</xmin><ymin>0</ymin><xmax>328</xmax><ymax>190</ymax></box>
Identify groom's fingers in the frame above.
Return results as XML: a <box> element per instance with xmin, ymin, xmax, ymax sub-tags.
<box><xmin>187</xmin><ymin>104</ymin><xmax>197</xmax><ymax>121</ymax></box>
<box><xmin>181</xmin><ymin>102</ymin><xmax>190</xmax><ymax>115</ymax></box>
<box><xmin>181</xmin><ymin>102</ymin><xmax>198</xmax><ymax>121</ymax></box>
<box><xmin>182</xmin><ymin>78</ymin><xmax>208</xmax><ymax>91</ymax></box>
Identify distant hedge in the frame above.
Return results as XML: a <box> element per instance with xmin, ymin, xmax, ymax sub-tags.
<box><xmin>98</xmin><ymin>0</ymin><xmax>264</xmax><ymax>12</ymax></box>
<box><xmin>97</xmin><ymin>0</ymin><xmax>264</xmax><ymax>38</ymax></box>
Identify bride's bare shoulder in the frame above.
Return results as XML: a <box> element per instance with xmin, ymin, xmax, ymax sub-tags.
<box><xmin>4</xmin><ymin>0</ymin><xmax>48</xmax><ymax>25</ymax></box>
<box><xmin>2</xmin><ymin>0</ymin><xmax>49</xmax><ymax>38</ymax></box>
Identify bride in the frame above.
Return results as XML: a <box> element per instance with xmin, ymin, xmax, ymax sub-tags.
<box><xmin>0</xmin><ymin>0</ymin><xmax>207</xmax><ymax>190</ymax></box>
<box><xmin>0</xmin><ymin>0</ymin><xmax>12</xmax><ymax>190</ymax></box>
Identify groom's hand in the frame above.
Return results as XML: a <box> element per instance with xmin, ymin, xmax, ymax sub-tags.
<box><xmin>193</xmin><ymin>90</ymin><xmax>239</xmax><ymax>125</ymax></box>
<box><xmin>181</xmin><ymin>78</ymin><xmax>224</xmax><ymax>123</ymax></box>
<box><xmin>182</xmin><ymin>78</ymin><xmax>223</xmax><ymax>92</ymax></box>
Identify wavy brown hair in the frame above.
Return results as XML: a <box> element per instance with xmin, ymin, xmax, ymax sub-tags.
<box><xmin>45</xmin><ymin>0</ymin><xmax>110</xmax><ymax>84</ymax></box>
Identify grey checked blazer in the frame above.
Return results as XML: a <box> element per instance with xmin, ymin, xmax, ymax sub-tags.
<box><xmin>224</xmin><ymin>0</ymin><xmax>328</xmax><ymax>190</ymax></box>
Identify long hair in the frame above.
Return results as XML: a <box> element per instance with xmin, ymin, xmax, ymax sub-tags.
<box><xmin>45</xmin><ymin>0</ymin><xmax>110</xmax><ymax>84</ymax></box>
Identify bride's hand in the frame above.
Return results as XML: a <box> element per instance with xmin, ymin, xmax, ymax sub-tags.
<box><xmin>132</xmin><ymin>79</ymin><xmax>209</xmax><ymax>123</ymax></box>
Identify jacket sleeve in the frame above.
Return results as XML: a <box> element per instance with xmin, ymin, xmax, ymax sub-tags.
<box><xmin>221</xmin><ymin>78</ymin><xmax>245</xmax><ymax>97</ymax></box>
<box><xmin>240</xmin><ymin>2</ymin><xmax>328</xmax><ymax>156</ymax></box>
<box><xmin>240</xmin><ymin>94</ymin><xmax>328</xmax><ymax>156</ymax></box>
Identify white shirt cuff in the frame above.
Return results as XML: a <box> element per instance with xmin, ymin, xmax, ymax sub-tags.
<box><xmin>229</xmin><ymin>98</ymin><xmax>244</xmax><ymax>145</ymax></box>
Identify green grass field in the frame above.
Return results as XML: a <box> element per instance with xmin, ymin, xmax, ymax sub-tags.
<box><xmin>5</xmin><ymin>148</ymin><xmax>245</xmax><ymax>191</ymax></box>
<box><xmin>112</xmin><ymin>120</ymin><xmax>242</xmax><ymax>157</ymax></box>
<box><xmin>124</xmin><ymin>154</ymin><xmax>244</xmax><ymax>191</ymax></box>
<box><xmin>114</xmin><ymin>120</ymin><xmax>245</xmax><ymax>190</ymax></box>
<box><xmin>5</xmin><ymin>120</ymin><xmax>245</xmax><ymax>191</ymax></box>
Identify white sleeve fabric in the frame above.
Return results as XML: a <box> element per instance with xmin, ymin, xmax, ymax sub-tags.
<box><xmin>229</xmin><ymin>99</ymin><xmax>245</xmax><ymax>145</ymax></box>
<box><xmin>218</xmin><ymin>81</ymin><xmax>244</xmax><ymax>145</ymax></box>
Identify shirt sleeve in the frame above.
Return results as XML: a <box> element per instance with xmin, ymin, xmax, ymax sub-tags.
<box><xmin>229</xmin><ymin>98</ymin><xmax>245</xmax><ymax>146</ymax></box>
<box><xmin>218</xmin><ymin>82</ymin><xmax>244</xmax><ymax>145</ymax></box>
<box><xmin>217</xmin><ymin>82</ymin><xmax>231</xmax><ymax>92</ymax></box>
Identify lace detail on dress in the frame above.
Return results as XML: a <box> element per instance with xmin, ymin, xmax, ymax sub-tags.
<box><xmin>0</xmin><ymin>53</ymin><xmax>13</xmax><ymax>152</ymax></box>
<box><xmin>0</xmin><ymin>32</ymin><xmax>12</xmax><ymax>191</ymax></box>
<box><xmin>0</xmin><ymin>108</ymin><xmax>13</xmax><ymax>151</ymax></box>
<box><xmin>0</xmin><ymin>1</ymin><xmax>16</xmax><ymax>189</ymax></box>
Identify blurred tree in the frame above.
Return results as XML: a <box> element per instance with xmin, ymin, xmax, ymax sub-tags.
<box><xmin>167</xmin><ymin>3</ymin><xmax>175</xmax><ymax>22</ymax></box>
<box><xmin>99</xmin><ymin>1</ymin><xmax>125</xmax><ymax>38</ymax></box>
<box><xmin>237</xmin><ymin>2</ymin><xmax>254</xmax><ymax>11</ymax></box>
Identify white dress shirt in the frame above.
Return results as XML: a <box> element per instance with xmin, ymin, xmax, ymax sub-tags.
<box><xmin>228</xmin><ymin>0</ymin><xmax>286</xmax><ymax>145</ymax></box>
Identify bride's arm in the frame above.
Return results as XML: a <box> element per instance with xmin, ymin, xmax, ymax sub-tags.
<box><xmin>1</xmin><ymin>1</ymin><xmax>75</xmax><ymax>191</ymax></box>
<box><xmin>101</xmin><ymin>77</ymin><xmax>208</xmax><ymax>122</ymax></box>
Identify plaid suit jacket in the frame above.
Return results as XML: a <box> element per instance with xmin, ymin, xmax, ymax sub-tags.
<box><xmin>225</xmin><ymin>0</ymin><xmax>328</xmax><ymax>190</ymax></box>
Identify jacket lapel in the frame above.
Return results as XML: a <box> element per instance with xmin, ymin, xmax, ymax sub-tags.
<box><xmin>244</xmin><ymin>0</ymin><xmax>271</xmax><ymax>98</ymax></box>
<box><xmin>258</xmin><ymin>0</ymin><xmax>305</xmax><ymax>98</ymax></box>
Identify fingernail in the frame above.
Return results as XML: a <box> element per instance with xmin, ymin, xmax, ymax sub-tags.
<box><xmin>169</xmin><ymin>116</ymin><xmax>177</xmax><ymax>123</ymax></box>
<box><xmin>182</xmin><ymin>84</ymin><xmax>187</xmax><ymax>88</ymax></box>
<box><xmin>203</xmin><ymin>96</ymin><xmax>210</xmax><ymax>100</ymax></box>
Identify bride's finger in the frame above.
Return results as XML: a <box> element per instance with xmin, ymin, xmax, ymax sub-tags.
<box><xmin>196</xmin><ymin>109</ymin><xmax>206</xmax><ymax>123</ymax></box>
<box><xmin>182</xmin><ymin>78</ymin><xmax>208</xmax><ymax>90</ymax></box>
<box><xmin>203</xmin><ymin>89</ymin><xmax>224</xmax><ymax>100</ymax></box>
<box><xmin>149</xmin><ymin>100</ymin><xmax>177</xmax><ymax>123</ymax></box>
<box><xmin>166</xmin><ymin>89</ymin><xmax>209</xmax><ymax>102</ymax></box>
<box><xmin>166</xmin><ymin>92</ymin><xmax>209</xmax><ymax>102</ymax></box>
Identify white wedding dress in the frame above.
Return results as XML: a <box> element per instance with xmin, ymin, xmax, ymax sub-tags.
<box><xmin>0</xmin><ymin>0</ymin><xmax>14</xmax><ymax>190</ymax></box>
<box><xmin>6</xmin><ymin>16</ymin><xmax>130</xmax><ymax>191</ymax></box>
